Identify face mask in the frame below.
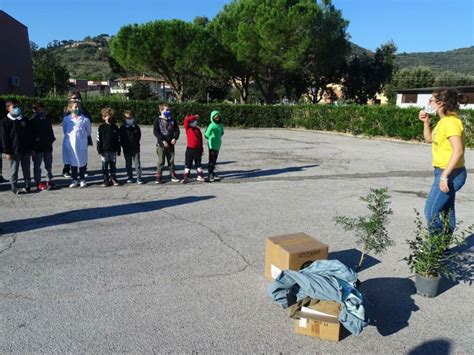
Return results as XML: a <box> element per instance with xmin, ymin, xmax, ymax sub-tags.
<box><xmin>190</xmin><ymin>121</ymin><xmax>198</xmax><ymax>127</ymax></box>
<box><xmin>72</xmin><ymin>108</ymin><xmax>80</xmax><ymax>116</ymax></box>
<box><xmin>163</xmin><ymin>111</ymin><xmax>171</xmax><ymax>119</ymax></box>
<box><xmin>424</xmin><ymin>104</ymin><xmax>437</xmax><ymax>115</ymax></box>
<box><xmin>126</xmin><ymin>118</ymin><xmax>134</xmax><ymax>125</ymax></box>
<box><xmin>11</xmin><ymin>107</ymin><xmax>21</xmax><ymax>117</ymax></box>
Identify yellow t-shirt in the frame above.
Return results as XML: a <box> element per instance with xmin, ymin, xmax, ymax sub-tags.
<box><xmin>432</xmin><ymin>114</ymin><xmax>465</xmax><ymax>169</ymax></box>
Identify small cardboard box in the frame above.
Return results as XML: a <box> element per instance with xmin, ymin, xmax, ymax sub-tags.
<box><xmin>264</xmin><ymin>232</ymin><xmax>328</xmax><ymax>280</ymax></box>
<box><xmin>294</xmin><ymin>301</ymin><xmax>342</xmax><ymax>341</ymax></box>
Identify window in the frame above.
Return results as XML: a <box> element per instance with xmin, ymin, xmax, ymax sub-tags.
<box><xmin>463</xmin><ymin>92</ymin><xmax>474</xmax><ymax>104</ymax></box>
<box><xmin>401</xmin><ymin>93</ymin><xmax>417</xmax><ymax>103</ymax></box>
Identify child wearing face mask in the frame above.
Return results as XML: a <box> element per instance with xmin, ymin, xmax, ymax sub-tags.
<box><xmin>181</xmin><ymin>114</ymin><xmax>205</xmax><ymax>184</ymax></box>
<box><xmin>153</xmin><ymin>103</ymin><xmax>180</xmax><ymax>184</ymax></box>
<box><xmin>204</xmin><ymin>110</ymin><xmax>224</xmax><ymax>182</ymax></box>
<box><xmin>62</xmin><ymin>101</ymin><xmax>91</xmax><ymax>188</ymax></box>
<box><xmin>30</xmin><ymin>101</ymin><xmax>56</xmax><ymax>191</ymax></box>
<box><xmin>97</xmin><ymin>108</ymin><xmax>121</xmax><ymax>187</ymax></box>
<box><xmin>120</xmin><ymin>110</ymin><xmax>142</xmax><ymax>184</ymax></box>
<box><xmin>2</xmin><ymin>99</ymin><xmax>33</xmax><ymax>194</ymax></box>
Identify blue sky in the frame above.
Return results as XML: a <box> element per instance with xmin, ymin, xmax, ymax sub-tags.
<box><xmin>1</xmin><ymin>0</ymin><xmax>472</xmax><ymax>53</ymax></box>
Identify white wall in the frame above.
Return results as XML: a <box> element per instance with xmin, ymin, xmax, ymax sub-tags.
<box><xmin>396</xmin><ymin>93</ymin><xmax>474</xmax><ymax>109</ymax></box>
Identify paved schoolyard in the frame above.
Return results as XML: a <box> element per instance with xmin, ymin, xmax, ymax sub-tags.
<box><xmin>0</xmin><ymin>126</ymin><xmax>473</xmax><ymax>354</ymax></box>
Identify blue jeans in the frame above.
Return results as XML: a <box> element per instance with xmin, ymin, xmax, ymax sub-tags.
<box><xmin>424</xmin><ymin>167</ymin><xmax>467</xmax><ymax>234</ymax></box>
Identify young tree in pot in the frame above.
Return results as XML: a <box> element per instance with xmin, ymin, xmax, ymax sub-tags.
<box><xmin>334</xmin><ymin>188</ymin><xmax>394</xmax><ymax>272</ymax></box>
<box><xmin>405</xmin><ymin>210</ymin><xmax>473</xmax><ymax>298</ymax></box>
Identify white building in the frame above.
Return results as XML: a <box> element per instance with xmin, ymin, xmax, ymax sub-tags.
<box><xmin>396</xmin><ymin>86</ymin><xmax>474</xmax><ymax>109</ymax></box>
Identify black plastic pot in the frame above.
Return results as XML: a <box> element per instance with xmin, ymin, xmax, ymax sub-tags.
<box><xmin>415</xmin><ymin>273</ymin><xmax>441</xmax><ymax>297</ymax></box>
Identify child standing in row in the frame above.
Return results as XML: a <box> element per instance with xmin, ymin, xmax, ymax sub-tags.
<box><xmin>181</xmin><ymin>114</ymin><xmax>205</xmax><ymax>184</ymax></box>
<box><xmin>31</xmin><ymin>101</ymin><xmax>56</xmax><ymax>190</ymax></box>
<box><xmin>2</xmin><ymin>99</ymin><xmax>32</xmax><ymax>194</ymax></box>
<box><xmin>120</xmin><ymin>110</ymin><xmax>142</xmax><ymax>184</ymax></box>
<box><xmin>97</xmin><ymin>108</ymin><xmax>121</xmax><ymax>187</ymax></box>
<box><xmin>204</xmin><ymin>110</ymin><xmax>224</xmax><ymax>182</ymax></box>
<box><xmin>63</xmin><ymin>101</ymin><xmax>91</xmax><ymax>188</ymax></box>
<box><xmin>153</xmin><ymin>103</ymin><xmax>180</xmax><ymax>184</ymax></box>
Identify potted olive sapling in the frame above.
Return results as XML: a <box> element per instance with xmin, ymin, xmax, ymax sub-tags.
<box><xmin>405</xmin><ymin>210</ymin><xmax>473</xmax><ymax>298</ymax></box>
<box><xmin>334</xmin><ymin>187</ymin><xmax>394</xmax><ymax>272</ymax></box>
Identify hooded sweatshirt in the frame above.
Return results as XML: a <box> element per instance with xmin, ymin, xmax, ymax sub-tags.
<box><xmin>204</xmin><ymin>110</ymin><xmax>224</xmax><ymax>151</ymax></box>
<box><xmin>183</xmin><ymin>114</ymin><xmax>203</xmax><ymax>150</ymax></box>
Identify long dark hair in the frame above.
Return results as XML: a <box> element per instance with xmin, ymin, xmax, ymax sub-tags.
<box><xmin>432</xmin><ymin>88</ymin><xmax>468</xmax><ymax>114</ymax></box>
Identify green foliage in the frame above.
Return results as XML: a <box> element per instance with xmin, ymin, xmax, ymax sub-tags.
<box><xmin>396</xmin><ymin>46</ymin><xmax>474</xmax><ymax>76</ymax></box>
<box><xmin>344</xmin><ymin>42</ymin><xmax>397</xmax><ymax>104</ymax></box>
<box><xmin>334</xmin><ymin>188</ymin><xmax>394</xmax><ymax>271</ymax></box>
<box><xmin>127</xmin><ymin>82</ymin><xmax>155</xmax><ymax>101</ymax></box>
<box><xmin>110</xmin><ymin>19</ymin><xmax>221</xmax><ymax>102</ymax></box>
<box><xmin>405</xmin><ymin>210</ymin><xmax>473</xmax><ymax>280</ymax></box>
<box><xmin>31</xmin><ymin>43</ymin><xmax>70</xmax><ymax>97</ymax></box>
<box><xmin>1</xmin><ymin>96</ymin><xmax>473</xmax><ymax>146</ymax></box>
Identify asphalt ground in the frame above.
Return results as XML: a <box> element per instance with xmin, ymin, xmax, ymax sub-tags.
<box><xmin>0</xmin><ymin>126</ymin><xmax>473</xmax><ymax>354</ymax></box>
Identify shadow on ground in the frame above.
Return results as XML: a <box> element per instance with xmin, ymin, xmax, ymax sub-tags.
<box><xmin>0</xmin><ymin>195</ymin><xmax>215</xmax><ymax>235</ymax></box>
<box><xmin>360</xmin><ymin>277</ymin><xmax>419</xmax><ymax>336</ymax></box>
<box><xmin>329</xmin><ymin>248</ymin><xmax>380</xmax><ymax>272</ymax></box>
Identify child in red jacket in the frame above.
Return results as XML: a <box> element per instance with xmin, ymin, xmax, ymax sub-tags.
<box><xmin>181</xmin><ymin>114</ymin><xmax>204</xmax><ymax>183</ymax></box>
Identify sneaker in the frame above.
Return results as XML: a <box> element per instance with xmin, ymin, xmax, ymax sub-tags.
<box><xmin>155</xmin><ymin>174</ymin><xmax>163</xmax><ymax>184</ymax></box>
<box><xmin>209</xmin><ymin>174</ymin><xmax>215</xmax><ymax>182</ymax></box>
<box><xmin>137</xmin><ymin>178</ymin><xmax>143</xmax><ymax>184</ymax></box>
<box><xmin>37</xmin><ymin>182</ymin><xmax>46</xmax><ymax>191</ymax></box>
<box><xmin>213</xmin><ymin>174</ymin><xmax>221</xmax><ymax>181</ymax></box>
<box><xmin>69</xmin><ymin>180</ymin><xmax>79</xmax><ymax>188</ymax></box>
<box><xmin>79</xmin><ymin>180</ymin><xmax>87</xmax><ymax>188</ymax></box>
<box><xmin>17</xmin><ymin>188</ymin><xmax>28</xmax><ymax>195</ymax></box>
<box><xmin>46</xmin><ymin>180</ymin><xmax>54</xmax><ymax>190</ymax></box>
<box><xmin>180</xmin><ymin>174</ymin><xmax>189</xmax><ymax>184</ymax></box>
<box><xmin>112</xmin><ymin>179</ymin><xmax>120</xmax><ymax>187</ymax></box>
<box><xmin>101</xmin><ymin>180</ymin><xmax>110</xmax><ymax>187</ymax></box>
<box><xmin>84</xmin><ymin>173</ymin><xmax>89</xmax><ymax>178</ymax></box>
<box><xmin>126</xmin><ymin>178</ymin><xmax>134</xmax><ymax>184</ymax></box>
<box><xmin>197</xmin><ymin>175</ymin><xmax>205</xmax><ymax>182</ymax></box>
<box><xmin>171</xmin><ymin>173</ymin><xmax>180</xmax><ymax>183</ymax></box>
<box><xmin>63</xmin><ymin>173</ymin><xmax>72</xmax><ymax>178</ymax></box>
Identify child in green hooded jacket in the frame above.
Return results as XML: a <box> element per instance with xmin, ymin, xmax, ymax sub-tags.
<box><xmin>204</xmin><ymin>110</ymin><xmax>224</xmax><ymax>181</ymax></box>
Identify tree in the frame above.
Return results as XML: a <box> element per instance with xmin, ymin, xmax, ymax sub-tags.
<box><xmin>335</xmin><ymin>188</ymin><xmax>394</xmax><ymax>272</ymax></box>
<box><xmin>31</xmin><ymin>42</ymin><xmax>70</xmax><ymax>97</ymax></box>
<box><xmin>344</xmin><ymin>42</ymin><xmax>397</xmax><ymax>104</ymax></box>
<box><xmin>434</xmin><ymin>70</ymin><xmax>474</xmax><ymax>87</ymax></box>
<box><xmin>110</xmin><ymin>20</ymin><xmax>221</xmax><ymax>102</ymax></box>
<box><xmin>127</xmin><ymin>81</ymin><xmax>155</xmax><ymax>100</ymax></box>
<box><xmin>385</xmin><ymin>66</ymin><xmax>435</xmax><ymax>104</ymax></box>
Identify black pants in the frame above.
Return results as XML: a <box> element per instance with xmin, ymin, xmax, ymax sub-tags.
<box><xmin>208</xmin><ymin>149</ymin><xmax>219</xmax><ymax>174</ymax></box>
<box><xmin>64</xmin><ymin>163</ymin><xmax>87</xmax><ymax>174</ymax></box>
<box><xmin>71</xmin><ymin>166</ymin><xmax>86</xmax><ymax>180</ymax></box>
<box><xmin>185</xmin><ymin>148</ymin><xmax>202</xmax><ymax>170</ymax></box>
<box><xmin>101</xmin><ymin>152</ymin><xmax>117</xmax><ymax>180</ymax></box>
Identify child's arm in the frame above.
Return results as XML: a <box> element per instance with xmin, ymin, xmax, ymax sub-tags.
<box><xmin>116</xmin><ymin>127</ymin><xmax>121</xmax><ymax>155</ymax></box>
<box><xmin>173</xmin><ymin>121</ymin><xmax>180</xmax><ymax>141</ymax></box>
<box><xmin>153</xmin><ymin>118</ymin><xmax>165</xmax><ymax>143</ymax></box>
<box><xmin>183</xmin><ymin>115</ymin><xmax>190</xmax><ymax>130</ymax></box>
<box><xmin>137</xmin><ymin>125</ymin><xmax>142</xmax><ymax>142</ymax></box>
<box><xmin>96</xmin><ymin>126</ymin><xmax>103</xmax><ymax>155</ymax></box>
<box><xmin>204</xmin><ymin>125</ymin><xmax>211</xmax><ymax>139</ymax></box>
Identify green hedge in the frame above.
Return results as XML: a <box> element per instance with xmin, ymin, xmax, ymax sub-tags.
<box><xmin>2</xmin><ymin>96</ymin><xmax>473</xmax><ymax>146</ymax></box>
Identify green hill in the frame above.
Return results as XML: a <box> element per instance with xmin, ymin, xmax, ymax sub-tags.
<box><xmin>395</xmin><ymin>46</ymin><xmax>474</xmax><ymax>75</ymax></box>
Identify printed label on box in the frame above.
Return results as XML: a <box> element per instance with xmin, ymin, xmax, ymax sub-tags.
<box><xmin>271</xmin><ymin>264</ymin><xmax>282</xmax><ymax>279</ymax></box>
<box><xmin>299</xmin><ymin>318</ymin><xmax>308</xmax><ymax>328</ymax></box>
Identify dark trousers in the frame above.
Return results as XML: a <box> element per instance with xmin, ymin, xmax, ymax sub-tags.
<box><xmin>185</xmin><ymin>148</ymin><xmax>203</xmax><ymax>170</ymax></box>
<box><xmin>33</xmin><ymin>151</ymin><xmax>53</xmax><ymax>183</ymax></box>
<box><xmin>124</xmin><ymin>152</ymin><xmax>142</xmax><ymax>179</ymax></box>
<box><xmin>71</xmin><ymin>166</ymin><xmax>86</xmax><ymax>181</ymax></box>
<box><xmin>208</xmin><ymin>149</ymin><xmax>219</xmax><ymax>174</ymax></box>
<box><xmin>64</xmin><ymin>163</ymin><xmax>87</xmax><ymax>174</ymax></box>
<box><xmin>9</xmin><ymin>153</ymin><xmax>31</xmax><ymax>191</ymax></box>
<box><xmin>101</xmin><ymin>152</ymin><xmax>117</xmax><ymax>181</ymax></box>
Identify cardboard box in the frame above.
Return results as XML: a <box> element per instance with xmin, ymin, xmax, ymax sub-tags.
<box><xmin>294</xmin><ymin>300</ymin><xmax>342</xmax><ymax>341</ymax></box>
<box><xmin>264</xmin><ymin>232</ymin><xmax>328</xmax><ymax>280</ymax></box>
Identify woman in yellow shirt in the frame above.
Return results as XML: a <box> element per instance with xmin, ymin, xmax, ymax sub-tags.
<box><xmin>419</xmin><ymin>88</ymin><xmax>468</xmax><ymax>234</ymax></box>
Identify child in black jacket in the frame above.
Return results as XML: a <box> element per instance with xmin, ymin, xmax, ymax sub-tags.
<box><xmin>31</xmin><ymin>101</ymin><xmax>56</xmax><ymax>191</ymax></box>
<box><xmin>2</xmin><ymin>99</ymin><xmax>33</xmax><ymax>194</ymax></box>
<box><xmin>97</xmin><ymin>108</ymin><xmax>121</xmax><ymax>187</ymax></box>
<box><xmin>120</xmin><ymin>110</ymin><xmax>142</xmax><ymax>184</ymax></box>
<box><xmin>153</xmin><ymin>103</ymin><xmax>180</xmax><ymax>184</ymax></box>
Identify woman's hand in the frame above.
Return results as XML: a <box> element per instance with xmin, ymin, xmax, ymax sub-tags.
<box><xmin>439</xmin><ymin>178</ymin><xmax>449</xmax><ymax>193</ymax></box>
<box><xmin>418</xmin><ymin>110</ymin><xmax>430</xmax><ymax>123</ymax></box>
